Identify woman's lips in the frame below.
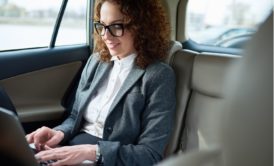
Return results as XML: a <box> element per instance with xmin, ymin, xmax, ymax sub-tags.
<box><xmin>107</xmin><ymin>43</ymin><xmax>119</xmax><ymax>49</ymax></box>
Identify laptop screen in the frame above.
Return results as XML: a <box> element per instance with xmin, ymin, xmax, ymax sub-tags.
<box><xmin>0</xmin><ymin>108</ymin><xmax>95</xmax><ymax>166</ymax></box>
<box><xmin>0</xmin><ymin>107</ymin><xmax>38</xmax><ymax>166</ymax></box>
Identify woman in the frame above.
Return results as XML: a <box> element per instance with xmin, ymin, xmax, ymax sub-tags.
<box><xmin>26</xmin><ymin>0</ymin><xmax>176</xmax><ymax>165</ymax></box>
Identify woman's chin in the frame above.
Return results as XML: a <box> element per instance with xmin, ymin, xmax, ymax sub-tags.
<box><xmin>109</xmin><ymin>50</ymin><xmax>120</xmax><ymax>57</ymax></box>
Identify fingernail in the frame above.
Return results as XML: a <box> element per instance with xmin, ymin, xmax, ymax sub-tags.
<box><xmin>34</xmin><ymin>155</ymin><xmax>40</xmax><ymax>161</ymax></box>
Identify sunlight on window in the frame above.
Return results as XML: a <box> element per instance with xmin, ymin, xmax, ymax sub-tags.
<box><xmin>0</xmin><ymin>0</ymin><xmax>62</xmax><ymax>51</ymax></box>
<box><xmin>186</xmin><ymin>0</ymin><xmax>273</xmax><ymax>48</ymax></box>
<box><xmin>56</xmin><ymin>0</ymin><xmax>87</xmax><ymax>46</ymax></box>
<box><xmin>0</xmin><ymin>0</ymin><xmax>87</xmax><ymax>51</ymax></box>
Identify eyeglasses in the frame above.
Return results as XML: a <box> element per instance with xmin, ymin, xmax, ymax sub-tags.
<box><xmin>94</xmin><ymin>22</ymin><xmax>125</xmax><ymax>37</ymax></box>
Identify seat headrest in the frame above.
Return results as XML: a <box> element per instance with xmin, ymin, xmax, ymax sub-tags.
<box><xmin>166</xmin><ymin>41</ymin><xmax>183</xmax><ymax>64</ymax></box>
<box><xmin>169</xmin><ymin>41</ymin><xmax>183</xmax><ymax>57</ymax></box>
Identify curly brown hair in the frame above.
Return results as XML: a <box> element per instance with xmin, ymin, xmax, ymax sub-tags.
<box><xmin>94</xmin><ymin>0</ymin><xmax>170</xmax><ymax>68</ymax></box>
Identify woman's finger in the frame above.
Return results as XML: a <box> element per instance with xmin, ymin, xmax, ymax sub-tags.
<box><xmin>43</xmin><ymin>145</ymin><xmax>52</xmax><ymax>150</ymax></box>
<box><xmin>49</xmin><ymin>158</ymin><xmax>67</xmax><ymax>166</ymax></box>
<box><xmin>26</xmin><ymin>132</ymin><xmax>34</xmax><ymax>143</ymax></box>
<box><xmin>36</xmin><ymin>151</ymin><xmax>62</xmax><ymax>161</ymax></box>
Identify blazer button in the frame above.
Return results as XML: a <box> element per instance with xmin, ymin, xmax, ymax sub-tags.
<box><xmin>106</xmin><ymin>127</ymin><xmax>113</xmax><ymax>133</ymax></box>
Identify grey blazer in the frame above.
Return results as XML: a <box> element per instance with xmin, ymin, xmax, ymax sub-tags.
<box><xmin>54</xmin><ymin>53</ymin><xmax>176</xmax><ymax>166</ymax></box>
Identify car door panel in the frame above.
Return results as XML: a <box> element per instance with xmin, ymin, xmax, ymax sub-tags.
<box><xmin>0</xmin><ymin>45</ymin><xmax>90</xmax><ymax>132</ymax></box>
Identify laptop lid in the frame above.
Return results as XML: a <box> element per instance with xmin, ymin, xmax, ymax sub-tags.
<box><xmin>0</xmin><ymin>107</ymin><xmax>38</xmax><ymax>166</ymax></box>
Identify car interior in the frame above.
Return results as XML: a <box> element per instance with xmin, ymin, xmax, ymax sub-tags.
<box><xmin>160</xmin><ymin>11</ymin><xmax>273</xmax><ymax>166</ymax></box>
<box><xmin>0</xmin><ymin>0</ymin><xmax>272</xmax><ymax>165</ymax></box>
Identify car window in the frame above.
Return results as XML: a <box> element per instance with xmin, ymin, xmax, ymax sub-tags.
<box><xmin>0</xmin><ymin>0</ymin><xmax>87</xmax><ymax>52</ymax></box>
<box><xmin>55</xmin><ymin>0</ymin><xmax>87</xmax><ymax>46</ymax></box>
<box><xmin>0</xmin><ymin>0</ymin><xmax>62</xmax><ymax>51</ymax></box>
<box><xmin>186</xmin><ymin>0</ymin><xmax>273</xmax><ymax>48</ymax></box>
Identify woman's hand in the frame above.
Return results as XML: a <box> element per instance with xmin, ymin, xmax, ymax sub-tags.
<box><xmin>26</xmin><ymin>126</ymin><xmax>64</xmax><ymax>151</ymax></box>
<box><xmin>35</xmin><ymin>144</ymin><xmax>97</xmax><ymax>166</ymax></box>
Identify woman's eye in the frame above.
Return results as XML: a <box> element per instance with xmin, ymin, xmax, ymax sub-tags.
<box><xmin>113</xmin><ymin>25</ymin><xmax>122</xmax><ymax>29</ymax></box>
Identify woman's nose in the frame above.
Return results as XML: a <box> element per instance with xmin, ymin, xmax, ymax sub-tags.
<box><xmin>102</xmin><ymin>29</ymin><xmax>113</xmax><ymax>40</ymax></box>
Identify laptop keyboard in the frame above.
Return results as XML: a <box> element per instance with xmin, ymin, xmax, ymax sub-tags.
<box><xmin>39</xmin><ymin>160</ymin><xmax>56</xmax><ymax>166</ymax></box>
<box><xmin>29</xmin><ymin>144</ymin><xmax>57</xmax><ymax>166</ymax></box>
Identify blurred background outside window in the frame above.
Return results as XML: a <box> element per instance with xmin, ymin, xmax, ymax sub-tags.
<box><xmin>0</xmin><ymin>0</ymin><xmax>86</xmax><ymax>51</ymax></box>
<box><xmin>186</xmin><ymin>0</ymin><xmax>273</xmax><ymax>48</ymax></box>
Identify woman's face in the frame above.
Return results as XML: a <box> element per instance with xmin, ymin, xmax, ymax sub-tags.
<box><xmin>100</xmin><ymin>1</ymin><xmax>135</xmax><ymax>59</ymax></box>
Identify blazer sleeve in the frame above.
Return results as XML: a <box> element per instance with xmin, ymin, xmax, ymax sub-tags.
<box><xmin>98</xmin><ymin>64</ymin><xmax>176</xmax><ymax>166</ymax></box>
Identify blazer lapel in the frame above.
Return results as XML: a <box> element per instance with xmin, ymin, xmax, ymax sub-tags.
<box><xmin>108</xmin><ymin>65</ymin><xmax>145</xmax><ymax>115</ymax></box>
<box><xmin>89</xmin><ymin>61</ymin><xmax>112</xmax><ymax>93</ymax></box>
<box><xmin>79</xmin><ymin>61</ymin><xmax>113</xmax><ymax>112</ymax></box>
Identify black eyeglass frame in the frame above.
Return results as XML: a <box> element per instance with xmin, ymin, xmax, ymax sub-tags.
<box><xmin>94</xmin><ymin>22</ymin><xmax>125</xmax><ymax>37</ymax></box>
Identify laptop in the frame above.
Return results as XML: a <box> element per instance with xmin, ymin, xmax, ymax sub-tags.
<box><xmin>0</xmin><ymin>107</ymin><xmax>94</xmax><ymax>166</ymax></box>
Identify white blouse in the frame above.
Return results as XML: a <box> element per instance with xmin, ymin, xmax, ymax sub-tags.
<box><xmin>82</xmin><ymin>53</ymin><xmax>137</xmax><ymax>138</ymax></box>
